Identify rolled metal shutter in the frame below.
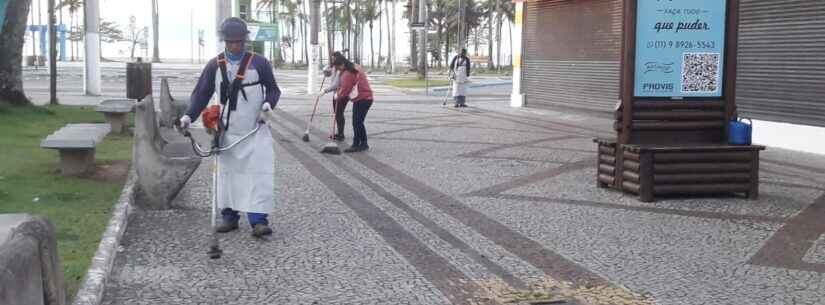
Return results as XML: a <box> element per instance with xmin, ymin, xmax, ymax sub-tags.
<box><xmin>522</xmin><ymin>0</ymin><xmax>623</xmax><ymax>113</ymax></box>
<box><xmin>736</xmin><ymin>0</ymin><xmax>825</xmax><ymax>127</ymax></box>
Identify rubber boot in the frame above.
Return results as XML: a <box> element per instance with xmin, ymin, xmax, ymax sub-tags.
<box><xmin>252</xmin><ymin>223</ymin><xmax>273</xmax><ymax>237</ymax></box>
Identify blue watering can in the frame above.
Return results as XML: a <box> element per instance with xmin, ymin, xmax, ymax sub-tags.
<box><xmin>729</xmin><ymin>118</ymin><xmax>752</xmax><ymax>145</ymax></box>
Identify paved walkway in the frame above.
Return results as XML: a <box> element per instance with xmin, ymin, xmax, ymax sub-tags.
<box><xmin>100</xmin><ymin>86</ymin><xmax>825</xmax><ymax>304</ymax></box>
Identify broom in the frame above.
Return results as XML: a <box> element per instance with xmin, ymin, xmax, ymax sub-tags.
<box><xmin>302</xmin><ymin>76</ymin><xmax>328</xmax><ymax>142</ymax></box>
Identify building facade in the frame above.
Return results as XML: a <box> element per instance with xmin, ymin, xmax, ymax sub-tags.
<box><xmin>511</xmin><ymin>0</ymin><xmax>825</xmax><ymax>154</ymax></box>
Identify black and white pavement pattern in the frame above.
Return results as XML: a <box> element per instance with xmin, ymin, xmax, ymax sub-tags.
<box><xmin>24</xmin><ymin>64</ymin><xmax>825</xmax><ymax>305</ymax></box>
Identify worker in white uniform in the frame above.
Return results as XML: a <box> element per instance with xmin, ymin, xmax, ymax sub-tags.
<box><xmin>179</xmin><ymin>17</ymin><xmax>281</xmax><ymax>237</ymax></box>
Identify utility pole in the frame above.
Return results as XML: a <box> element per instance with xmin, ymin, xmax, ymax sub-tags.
<box><xmin>190</xmin><ymin>9</ymin><xmax>194</xmax><ymax>64</ymax></box>
<box><xmin>151</xmin><ymin>0</ymin><xmax>160</xmax><ymax>63</ymax></box>
<box><xmin>216</xmin><ymin>0</ymin><xmax>232</xmax><ymax>53</ymax></box>
<box><xmin>83</xmin><ymin>0</ymin><xmax>101</xmax><ymax>95</ymax></box>
<box><xmin>48</xmin><ymin>0</ymin><xmax>58</xmax><ymax>104</ymax></box>
<box><xmin>307</xmin><ymin>0</ymin><xmax>321</xmax><ymax>93</ymax></box>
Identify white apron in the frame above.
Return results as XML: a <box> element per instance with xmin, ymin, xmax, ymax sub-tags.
<box><xmin>214</xmin><ymin>59</ymin><xmax>276</xmax><ymax>214</ymax></box>
<box><xmin>452</xmin><ymin>57</ymin><xmax>469</xmax><ymax>97</ymax></box>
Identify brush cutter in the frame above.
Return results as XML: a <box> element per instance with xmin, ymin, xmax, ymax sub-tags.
<box><xmin>176</xmin><ymin>105</ymin><xmax>268</xmax><ymax>259</ymax></box>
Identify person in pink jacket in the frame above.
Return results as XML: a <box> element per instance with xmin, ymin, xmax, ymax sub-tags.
<box><xmin>333</xmin><ymin>55</ymin><xmax>374</xmax><ymax>153</ymax></box>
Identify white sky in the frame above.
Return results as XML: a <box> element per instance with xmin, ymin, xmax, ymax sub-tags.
<box><xmin>24</xmin><ymin>0</ymin><xmax>513</xmax><ymax>65</ymax></box>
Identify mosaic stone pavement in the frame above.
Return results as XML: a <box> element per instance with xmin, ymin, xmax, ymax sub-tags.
<box><xmin>101</xmin><ymin>87</ymin><xmax>825</xmax><ymax>305</ymax></box>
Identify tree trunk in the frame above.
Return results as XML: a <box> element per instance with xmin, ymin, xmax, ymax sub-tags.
<box><xmin>487</xmin><ymin>0</ymin><xmax>494</xmax><ymax>69</ymax></box>
<box><xmin>496</xmin><ymin>5</ymin><xmax>502</xmax><ymax>71</ymax></box>
<box><xmin>325</xmin><ymin>0</ymin><xmax>335</xmax><ymax>61</ymax></box>
<box><xmin>345</xmin><ymin>0</ymin><xmax>351</xmax><ymax>53</ymax></box>
<box><xmin>377</xmin><ymin>2</ymin><xmax>383</xmax><ymax>69</ymax></box>
<box><xmin>291</xmin><ymin>20</ymin><xmax>295</xmax><ymax>64</ymax></box>
<box><xmin>151</xmin><ymin>0</ymin><xmax>160</xmax><ymax>62</ymax></box>
<box><xmin>474</xmin><ymin>27</ymin><xmax>479</xmax><ymax>54</ymax></box>
<box><xmin>0</xmin><ymin>0</ymin><xmax>34</xmax><ymax>106</ymax></box>
<box><xmin>508</xmin><ymin>20</ymin><xmax>513</xmax><ymax>67</ymax></box>
<box><xmin>370</xmin><ymin>21</ymin><xmax>374</xmax><ymax>68</ymax></box>
<box><xmin>408</xmin><ymin>0</ymin><xmax>417</xmax><ymax>71</ymax></box>
<box><xmin>384</xmin><ymin>0</ymin><xmax>391</xmax><ymax>70</ymax></box>
<box><xmin>75</xmin><ymin>15</ymin><xmax>80</xmax><ymax>61</ymax></box>
<box><xmin>302</xmin><ymin>0</ymin><xmax>308</xmax><ymax>64</ymax></box>
<box><xmin>69</xmin><ymin>12</ymin><xmax>75</xmax><ymax>61</ymax></box>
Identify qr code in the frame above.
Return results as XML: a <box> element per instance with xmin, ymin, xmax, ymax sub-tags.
<box><xmin>681</xmin><ymin>53</ymin><xmax>720</xmax><ymax>93</ymax></box>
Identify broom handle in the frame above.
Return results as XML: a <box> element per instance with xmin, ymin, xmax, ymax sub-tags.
<box><xmin>306</xmin><ymin>77</ymin><xmax>328</xmax><ymax>129</ymax></box>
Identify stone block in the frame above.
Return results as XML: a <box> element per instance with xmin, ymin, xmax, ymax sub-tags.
<box><xmin>59</xmin><ymin>148</ymin><xmax>96</xmax><ymax>176</ymax></box>
<box><xmin>95</xmin><ymin>99</ymin><xmax>135</xmax><ymax>114</ymax></box>
<box><xmin>0</xmin><ymin>214</ymin><xmax>66</xmax><ymax>305</ymax></box>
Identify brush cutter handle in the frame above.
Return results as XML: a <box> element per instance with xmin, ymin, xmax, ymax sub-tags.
<box><xmin>173</xmin><ymin>118</ymin><xmax>193</xmax><ymax>138</ymax></box>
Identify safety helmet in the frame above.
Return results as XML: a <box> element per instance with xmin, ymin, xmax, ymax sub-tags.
<box><xmin>219</xmin><ymin>17</ymin><xmax>250</xmax><ymax>42</ymax></box>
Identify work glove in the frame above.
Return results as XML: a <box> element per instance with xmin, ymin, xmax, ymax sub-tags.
<box><xmin>261</xmin><ymin>103</ymin><xmax>272</xmax><ymax>113</ymax></box>
<box><xmin>178</xmin><ymin>115</ymin><xmax>192</xmax><ymax>130</ymax></box>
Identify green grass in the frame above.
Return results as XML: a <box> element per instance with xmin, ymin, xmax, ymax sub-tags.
<box><xmin>0</xmin><ymin>104</ymin><xmax>133</xmax><ymax>300</ymax></box>
<box><xmin>385</xmin><ymin>78</ymin><xmax>452</xmax><ymax>88</ymax></box>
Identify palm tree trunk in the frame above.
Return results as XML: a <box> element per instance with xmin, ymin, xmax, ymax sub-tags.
<box><xmin>508</xmin><ymin>20</ymin><xmax>513</xmax><ymax>67</ymax></box>
<box><xmin>370</xmin><ymin>21</ymin><xmax>375</xmax><ymax>68</ymax></box>
<box><xmin>75</xmin><ymin>15</ymin><xmax>80</xmax><ymax>61</ymax></box>
<box><xmin>496</xmin><ymin>9</ymin><xmax>502</xmax><ymax>71</ymax></box>
<box><xmin>487</xmin><ymin>0</ymin><xmax>494</xmax><ymax>69</ymax></box>
<box><xmin>301</xmin><ymin>0</ymin><xmax>308</xmax><ymax>64</ymax></box>
<box><xmin>69</xmin><ymin>12</ymin><xmax>75</xmax><ymax>61</ymax></box>
<box><xmin>377</xmin><ymin>0</ymin><xmax>383</xmax><ymax>69</ymax></box>
<box><xmin>291</xmin><ymin>21</ymin><xmax>296</xmax><ymax>64</ymax></box>
<box><xmin>384</xmin><ymin>0</ymin><xmax>391</xmax><ymax>70</ymax></box>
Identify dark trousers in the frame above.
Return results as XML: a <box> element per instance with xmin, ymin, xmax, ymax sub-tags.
<box><xmin>222</xmin><ymin>208</ymin><xmax>268</xmax><ymax>227</ymax></box>
<box><xmin>334</xmin><ymin>98</ymin><xmax>349</xmax><ymax>136</ymax></box>
<box><xmin>352</xmin><ymin>100</ymin><xmax>373</xmax><ymax>147</ymax></box>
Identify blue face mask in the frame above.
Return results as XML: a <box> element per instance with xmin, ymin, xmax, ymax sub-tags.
<box><xmin>225</xmin><ymin>42</ymin><xmax>245</xmax><ymax>63</ymax></box>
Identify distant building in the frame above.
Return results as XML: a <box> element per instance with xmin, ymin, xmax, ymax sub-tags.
<box><xmin>217</xmin><ymin>0</ymin><xmax>281</xmax><ymax>63</ymax></box>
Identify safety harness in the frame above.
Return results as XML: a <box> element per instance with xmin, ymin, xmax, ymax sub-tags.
<box><xmin>216</xmin><ymin>52</ymin><xmax>260</xmax><ymax>131</ymax></box>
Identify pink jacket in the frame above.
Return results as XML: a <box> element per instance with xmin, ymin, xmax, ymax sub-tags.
<box><xmin>337</xmin><ymin>70</ymin><xmax>373</xmax><ymax>102</ymax></box>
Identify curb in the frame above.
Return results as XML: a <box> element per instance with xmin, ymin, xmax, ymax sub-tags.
<box><xmin>71</xmin><ymin>168</ymin><xmax>137</xmax><ymax>305</ymax></box>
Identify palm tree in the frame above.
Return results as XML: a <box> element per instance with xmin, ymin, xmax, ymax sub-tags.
<box><xmin>360</xmin><ymin>0</ymin><xmax>381</xmax><ymax>68</ymax></box>
<box><xmin>57</xmin><ymin>0</ymin><xmax>82</xmax><ymax>61</ymax></box>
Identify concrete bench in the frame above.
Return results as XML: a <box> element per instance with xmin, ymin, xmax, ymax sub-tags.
<box><xmin>96</xmin><ymin>99</ymin><xmax>135</xmax><ymax>134</ymax></box>
<box><xmin>40</xmin><ymin>123</ymin><xmax>111</xmax><ymax>175</ymax></box>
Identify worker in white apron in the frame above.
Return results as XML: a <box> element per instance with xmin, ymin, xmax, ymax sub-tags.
<box><xmin>179</xmin><ymin>17</ymin><xmax>281</xmax><ymax>237</ymax></box>
<box><xmin>450</xmin><ymin>49</ymin><xmax>471</xmax><ymax>107</ymax></box>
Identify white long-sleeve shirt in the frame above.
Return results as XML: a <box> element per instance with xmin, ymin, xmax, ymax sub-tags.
<box><xmin>323</xmin><ymin>67</ymin><xmax>342</xmax><ymax>94</ymax></box>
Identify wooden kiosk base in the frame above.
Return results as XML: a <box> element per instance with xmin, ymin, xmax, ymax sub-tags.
<box><xmin>595</xmin><ymin>139</ymin><xmax>765</xmax><ymax>202</ymax></box>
